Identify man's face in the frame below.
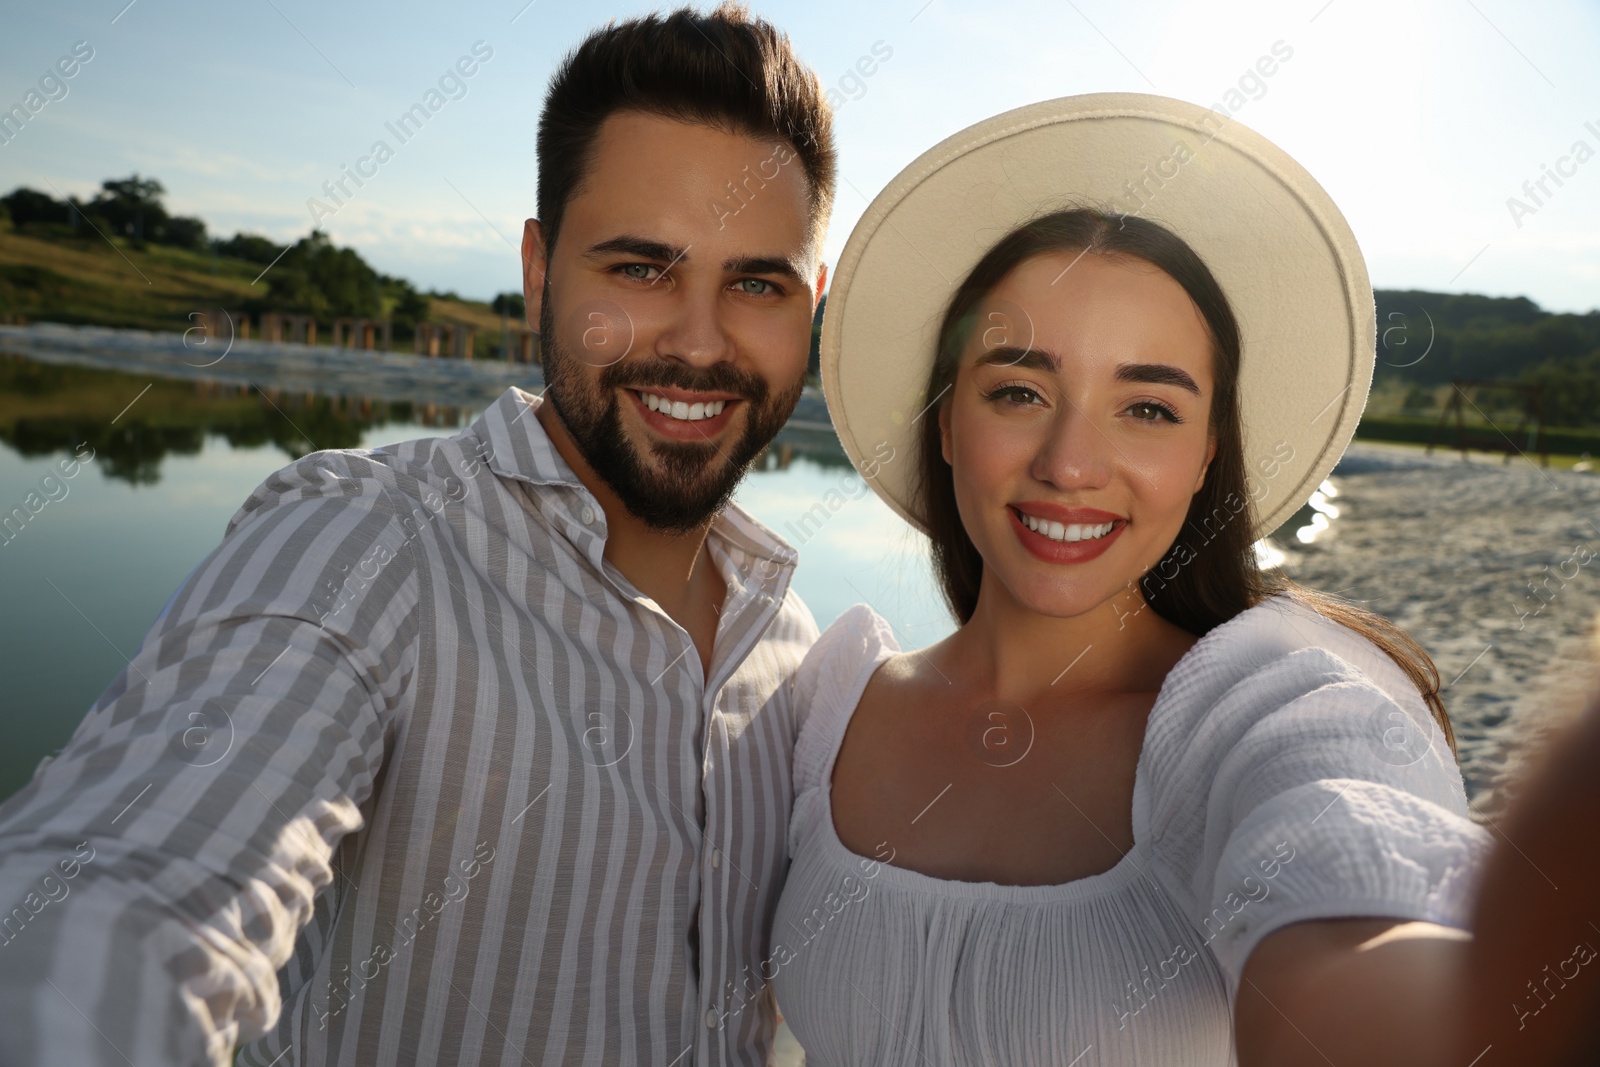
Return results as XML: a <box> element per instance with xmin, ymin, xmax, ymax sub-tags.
<box><xmin>524</xmin><ymin>110</ymin><xmax>825</xmax><ymax>533</ymax></box>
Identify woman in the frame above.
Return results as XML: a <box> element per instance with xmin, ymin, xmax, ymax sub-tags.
<box><xmin>769</xmin><ymin>95</ymin><xmax>1492</xmax><ymax>1065</ymax></box>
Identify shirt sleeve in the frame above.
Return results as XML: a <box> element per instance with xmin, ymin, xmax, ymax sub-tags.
<box><xmin>1141</xmin><ymin>627</ymin><xmax>1493</xmax><ymax>1009</ymax></box>
<box><xmin>0</xmin><ymin>453</ymin><xmax>422</xmax><ymax>1066</ymax></box>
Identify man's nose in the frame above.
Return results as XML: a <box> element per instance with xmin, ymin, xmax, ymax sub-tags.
<box><xmin>653</xmin><ymin>283</ymin><xmax>733</xmax><ymax>368</ymax></box>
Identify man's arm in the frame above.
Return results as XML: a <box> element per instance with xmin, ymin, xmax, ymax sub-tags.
<box><xmin>1235</xmin><ymin>917</ymin><xmax>1471</xmax><ymax>1067</ymax></box>
<box><xmin>0</xmin><ymin>465</ymin><xmax>420</xmax><ymax>1066</ymax></box>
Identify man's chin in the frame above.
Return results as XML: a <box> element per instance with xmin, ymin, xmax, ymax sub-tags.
<box><xmin>593</xmin><ymin>438</ymin><xmax>747</xmax><ymax>533</ymax></box>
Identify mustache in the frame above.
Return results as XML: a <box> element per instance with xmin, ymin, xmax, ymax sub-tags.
<box><xmin>599</xmin><ymin>358</ymin><xmax>768</xmax><ymax>404</ymax></box>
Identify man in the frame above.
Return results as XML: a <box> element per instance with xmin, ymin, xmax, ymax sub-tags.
<box><xmin>0</xmin><ymin>6</ymin><xmax>835</xmax><ymax>1065</ymax></box>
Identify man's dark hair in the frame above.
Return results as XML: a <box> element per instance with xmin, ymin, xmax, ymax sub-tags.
<box><xmin>537</xmin><ymin>2</ymin><xmax>836</xmax><ymax>259</ymax></box>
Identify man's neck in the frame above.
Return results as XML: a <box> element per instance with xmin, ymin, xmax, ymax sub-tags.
<box><xmin>534</xmin><ymin>398</ymin><xmax>726</xmax><ymax>677</ymax></box>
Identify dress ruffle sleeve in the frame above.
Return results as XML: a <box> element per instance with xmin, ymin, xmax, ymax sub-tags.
<box><xmin>1137</xmin><ymin>595</ymin><xmax>1494</xmax><ymax>1006</ymax></box>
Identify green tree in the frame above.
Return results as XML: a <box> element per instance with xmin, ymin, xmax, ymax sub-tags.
<box><xmin>491</xmin><ymin>291</ymin><xmax>525</xmax><ymax>319</ymax></box>
<box><xmin>86</xmin><ymin>174</ymin><xmax>170</xmax><ymax>243</ymax></box>
<box><xmin>382</xmin><ymin>275</ymin><xmax>429</xmax><ymax>341</ymax></box>
<box><xmin>213</xmin><ymin>232</ymin><xmax>286</xmax><ymax>266</ymax></box>
<box><xmin>1</xmin><ymin>187</ymin><xmax>71</xmax><ymax>227</ymax></box>
<box><xmin>265</xmin><ymin>231</ymin><xmax>382</xmax><ymax>320</ymax></box>
<box><xmin>161</xmin><ymin>215</ymin><xmax>208</xmax><ymax>251</ymax></box>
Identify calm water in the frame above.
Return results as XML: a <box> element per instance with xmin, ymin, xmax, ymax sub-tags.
<box><xmin>0</xmin><ymin>350</ymin><xmax>1328</xmax><ymax>806</ymax></box>
<box><xmin>0</xmin><ymin>353</ymin><xmax>952</xmax><ymax>803</ymax></box>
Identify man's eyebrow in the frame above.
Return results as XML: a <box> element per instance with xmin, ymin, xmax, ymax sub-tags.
<box><xmin>581</xmin><ymin>235</ymin><xmax>685</xmax><ymax>262</ymax></box>
<box><xmin>974</xmin><ymin>350</ymin><xmax>1204</xmax><ymax>396</ymax></box>
<box><xmin>722</xmin><ymin>254</ymin><xmax>806</xmax><ymax>285</ymax></box>
<box><xmin>1115</xmin><ymin>362</ymin><xmax>1202</xmax><ymax>395</ymax></box>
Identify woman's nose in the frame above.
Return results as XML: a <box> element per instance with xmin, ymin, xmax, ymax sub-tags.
<box><xmin>1030</xmin><ymin>400</ymin><xmax>1113</xmax><ymax>490</ymax></box>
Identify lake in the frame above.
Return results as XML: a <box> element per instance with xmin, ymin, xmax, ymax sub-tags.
<box><xmin>0</xmin><ymin>349</ymin><xmax>970</xmax><ymax>803</ymax></box>
<box><xmin>0</xmin><ymin>342</ymin><xmax>1346</xmax><ymax>805</ymax></box>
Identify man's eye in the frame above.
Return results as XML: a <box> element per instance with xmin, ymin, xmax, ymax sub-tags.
<box><xmin>736</xmin><ymin>278</ymin><xmax>775</xmax><ymax>296</ymax></box>
<box><xmin>618</xmin><ymin>263</ymin><xmax>659</xmax><ymax>282</ymax></box>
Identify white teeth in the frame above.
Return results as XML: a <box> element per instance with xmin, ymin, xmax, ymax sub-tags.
<box><xmin>1019</xmin><ymin>512</ymin><xmax>1115</xmax><ymax>543</ymax></box>
<box><xmin>638</xmin><ymin>393</ymin><xmax>727</xmax><ymax>421</ymax></box>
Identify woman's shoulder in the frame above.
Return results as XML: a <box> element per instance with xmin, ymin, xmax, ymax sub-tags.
<box><xmin>1137</xmin><ymin>590</ymin><xmax>1470</xmax><ymax>841</ymax></box>
<box><xmin>791</xmin><ymin>604</ymin><xmax>903</xmax><ymax>795</ymax></box>
<box><xmin>1151</xmin><ymin>592</ymin><xmax>1426</xmax><ymax>724</ymax></box>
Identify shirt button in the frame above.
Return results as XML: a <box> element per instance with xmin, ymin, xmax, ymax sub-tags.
<box><xmin>580</xmin><ymin>505</ymin><xmax>596</xmax><ymax>525</ymax></box>
<box><xmin>710</xmin><ymin>848</ymin><xmax>722</xmax><ymax>869</ymax></box>
<box><xmin>704</xmin><ymin>1007</ymin><xmax>720</xmax><ymax>1029</ymax></box>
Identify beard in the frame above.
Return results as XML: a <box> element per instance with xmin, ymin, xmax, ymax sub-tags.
<box><xmin>538</xmin><ymin>292</ymin><xmax>806</xmax><ymax>534</ymax></box>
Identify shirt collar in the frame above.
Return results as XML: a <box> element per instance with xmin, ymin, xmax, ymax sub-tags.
<box><xmin>474</xmin><ymin>386</ymin><xmax>587</xmax><ymax>491</ymax></box>
<box><xmin>471</xmin><ymin>386</ymin><xmax>800</xmax><ymax>575</ymax></box>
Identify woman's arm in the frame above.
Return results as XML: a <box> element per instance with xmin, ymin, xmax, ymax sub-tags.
<box><xmin>1235</xmin><ymin>917</ymin><xmax>1471</xmax><ymax>1067</ymax></box>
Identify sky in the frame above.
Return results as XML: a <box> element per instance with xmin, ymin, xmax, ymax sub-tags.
<box><xmin>2</xmin><ymin>0</ymin><xmax>1598</xmax><ymax>312</ymax></box>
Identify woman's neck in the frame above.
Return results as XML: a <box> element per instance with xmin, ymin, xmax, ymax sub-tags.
<box><xmin>934</xmin><ymin>574</ymin><xmax>1199</xmax><ymax>709</ymax></box>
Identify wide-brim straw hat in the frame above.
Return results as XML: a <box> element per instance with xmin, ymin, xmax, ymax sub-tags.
<box><xmin>819</xmin><ymin>92</ymin><xmax>1373</xmax><ymax>540</ymax></box>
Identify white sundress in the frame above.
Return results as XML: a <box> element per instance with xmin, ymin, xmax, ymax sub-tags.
<box><xmin>770</xmin><ymin>594</ymin><xmax>1492</xmax><ymax>1066</ymax></box>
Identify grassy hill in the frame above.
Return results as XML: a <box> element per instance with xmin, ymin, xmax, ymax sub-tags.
<box><xmin>0</xmin><ymin>221</ymin><xmax>510</xmax><ymax>355</ymax></box>
<box><xmin>0</xmin><ymin>226</ymin><xmax>260</xmax><ymax>331</ymax></box>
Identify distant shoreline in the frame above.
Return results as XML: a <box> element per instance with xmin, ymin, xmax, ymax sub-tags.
<box><xmin>0</xmin><ymin>320</ymin><xmax>835</xmax><ymax>434</ymax></box>
<box><xmin>1</xmin><ymin>321</ymin><xmax>1588</xmax><ymax>463</ymax></box>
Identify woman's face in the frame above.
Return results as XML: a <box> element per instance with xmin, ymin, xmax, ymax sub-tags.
<box><xmin>939</xmin><ymin>250</ymin><xmax>1219</xmax><ymax>620</ymax></box>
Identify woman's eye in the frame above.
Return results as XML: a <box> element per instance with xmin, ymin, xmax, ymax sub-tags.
<box><xmin>736</xmin><ymin>278</ymin><xmax>775</xmax><ymax>296</ymax></box>
<box><xmin>985</xmin><ymin>384</ymin><xmax>1045</xmax><ymax>407</ymax></box>
<box><xmin>1127</xmin><ymin>401</ymin><xmax>1181</xmax><ymax>423</ymax></box>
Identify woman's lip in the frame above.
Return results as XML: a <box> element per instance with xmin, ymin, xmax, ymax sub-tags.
<box><xmin>1007</xmin><ymin>507</ymin><xmax>1125</xmax><ymax>564</ymax></box>
<box><xmin>1011</xmin><ymin>501</ymin><xmax>1124</xmax><ymax>524</ymax></box>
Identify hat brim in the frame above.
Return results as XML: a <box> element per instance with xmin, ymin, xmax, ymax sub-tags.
<box><xmin>820</xmin><ymin>92</ymin><xmax>1374</xmax><ymax>541</ymax></box>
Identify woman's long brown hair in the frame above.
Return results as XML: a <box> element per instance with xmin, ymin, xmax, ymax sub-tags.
<box><xmin>913</xmin><ymin>207</ymin><xmax>1457</xmax><ymax>757</ymax></box>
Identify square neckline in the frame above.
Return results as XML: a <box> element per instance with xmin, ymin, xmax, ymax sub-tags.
<box><xmin>816</xmin><ymin>622</ymin><xmax>1155</xmax><ymax>905</ymax></box>
<box><xmin>808</xmin><ymin>593</ymin><xmax>1305</xmax><ymax>904</ymax></box>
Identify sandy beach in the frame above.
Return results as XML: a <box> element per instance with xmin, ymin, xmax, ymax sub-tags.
<box><xmin>1288</xmin><ymin>441</ymin><xmax>1600</xmax><ymax>820</ymax></box>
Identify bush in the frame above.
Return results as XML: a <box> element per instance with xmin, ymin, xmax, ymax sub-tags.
<box><xmin>213</xmin><ymin>232</ymin><xmax>285</xmax><ymax>265</ymax></box>
<box><xmin>1</xmin><ymin>187</ymin><xmax>71</xmax><ymax>227</ymax></box>
<box><xmin>491</xmin><ymin>291</ymin><xmax>525</xmax><ymax>318</ymax></box>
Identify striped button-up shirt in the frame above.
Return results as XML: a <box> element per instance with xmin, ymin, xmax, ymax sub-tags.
<box><xmin>0</xmin><ymin>386</ymin><xmax>819</xmax><ymax>1067</ymax></box>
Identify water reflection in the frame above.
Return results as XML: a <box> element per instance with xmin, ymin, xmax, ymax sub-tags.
<box><xmin>0</xmin><ymin>351</ymin><xmax>932</xmax><ymax>804</ymax></box>
<box><xmin>0</xmin><ymin>354</ymin><xmax>478</xmax><ymax>484</ymax></box>
<box><xmin>1295</xmin><ymin>479</ymin><xmax>1341</xmax><ymax>545</ymax></box>
<box><xmin>0</xmin><ymin>352</ymin><xmax>850</xmax><ymax>486</ymax></box>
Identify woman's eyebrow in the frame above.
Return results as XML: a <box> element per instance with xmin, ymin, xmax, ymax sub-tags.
<box><xmin>972</xmin><ymin>351</ymin><xmax>1203</xmax><ymax>396</ymax></box>
<box><xmin>974</xmin><ymin>346</ymin><xmax>1057</xmax><ymax>372</ymax></box>
<box><xmin>1115</xmin><ymin>362</ymin><xmax>1202</xmax><ymax>395</ymax></box>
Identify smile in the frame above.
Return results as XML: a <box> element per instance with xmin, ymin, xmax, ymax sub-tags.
<box><xmin>1016</xmin><ymin>513</ymin><xmax>1116</xmax><ymax>543</ymax></box>
<box><xmin>636</xmin><ymin>391</ymin><xmax>729</xmax><ymax>422</ymax></box>
<box><xmin>1007</xmin><ymin>504</ymin><xmax>1126</xmax><ymax>565</ymax></box>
